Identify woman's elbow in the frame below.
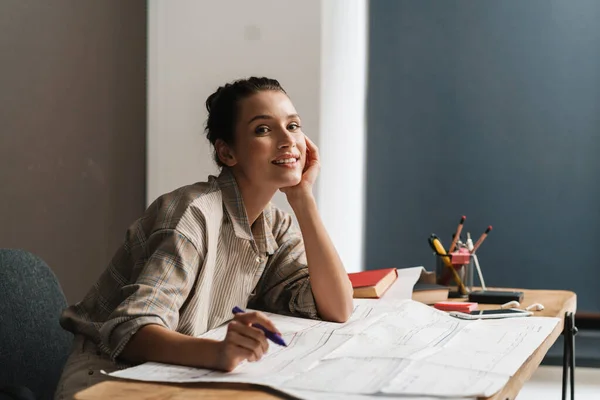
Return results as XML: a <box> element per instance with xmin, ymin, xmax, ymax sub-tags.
<box><xmin>321</xmin><ymin>298</ymin><xmax>354</xmax><ymax>323</ymax></box>
<box><xmin>325</xmin><ymin>307</ymin><xmax>352</xmax><ymax>323</ymax></box>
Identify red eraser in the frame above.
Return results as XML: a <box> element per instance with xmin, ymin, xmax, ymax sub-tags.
<box><xmin>450</xmin><ymin>250</ymin><xmax>471</xmax><ymax>265</ymax></box>
<box><xmin>434</xmin><ymin>302</ymin><xmax>478</xmax><ymax>312</ymax></box>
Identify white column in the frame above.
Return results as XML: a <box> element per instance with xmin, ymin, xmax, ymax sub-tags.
<box><xmin>318</xmin><ymin>0</ymin><xmax>368</xmax><ymax>272</ymax></box>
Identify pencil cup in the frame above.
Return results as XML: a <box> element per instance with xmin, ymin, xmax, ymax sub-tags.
<box><xmin>435</xmin><ymin>253</ymin><xmax>474</xmax><ymax>298</ymax></box>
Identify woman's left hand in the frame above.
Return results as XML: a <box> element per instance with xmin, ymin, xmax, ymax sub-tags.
<box><xmin>280</xmin><ymin>135</ymin><xmax>320</xmax><ymax>201</ymax></box>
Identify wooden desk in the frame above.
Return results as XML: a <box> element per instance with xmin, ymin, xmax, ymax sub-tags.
<box><xmin>75</xmin><ymin>289</ymin><xmax>576</xmax><ymax>400</ymax></box>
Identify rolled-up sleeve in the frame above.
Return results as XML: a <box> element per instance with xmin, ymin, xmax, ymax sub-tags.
<box><xmin>99</xmin><ymin>229</ymin><xmax>201</xmax><ymax>360</ymax></box>
<box><xmin>249</xmin><ymin>213</ymin><xmax>318</xmax><ymax>320</ymax></box>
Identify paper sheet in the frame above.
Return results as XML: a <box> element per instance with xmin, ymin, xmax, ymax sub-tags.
<box><xmin>381</xmin><ymin>361</ymin><xmax>510</xmax><ymax>398</ymax></box>
<box><xmin>200</xmin><ymin>330</ymin><xmax>354</xmax><ymax>386</ymax></box>
<box><xmin>281</xmin><ymin>389</ymin><xmax>475</xmax><ymax>400</ymax></box>
<box><xmin>280</xmin><ymin>357</ymin><xmax>405</xmax><ymax>394</ymax></box>
<box><xmin>360</xmin><ymin>266</ymin><xmax>425</xmax><ymax>304</ymax></box>
<box><xmin>418</xmin><ymin>317</ymin><xmax>560</xmax><ymax>376</ymax></box>
<box><xmin>108</xmin><ymin>266</ymin><xmax>559</xmax><ymax>399</ymax></box>
<box><xmin>322</xmin><ymin>301</ymin><xmax>468</xmax><ymax>360</ymax></box>
<box><xmin>111</xmin><ymin>330</ymin><xmax>355</xmax><ymax>387</ymax></box>
<box><xmin>109</xmin><ymin>362</ymin><xmax>213</xmax><ymax>383</ymax></box>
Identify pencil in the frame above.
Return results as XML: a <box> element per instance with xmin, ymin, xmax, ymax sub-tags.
<box><xmin>470</xmin><ymin>225</ymin><xmax>492</xmax><ymax>254</ymax></box>
<box><xmin>449</xmin><ymin>215</ymin><xmax>466</xmax><ymax>253</ymax></box>
<box><xmin>430</xmin><ymin>235</ymin><xmax>469</xmax><ymax>295</ymax></box>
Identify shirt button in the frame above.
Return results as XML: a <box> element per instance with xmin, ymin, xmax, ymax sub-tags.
<box><xmin>255</xmin><ymin>256</ymin><xmax>262</xmax><ymax>263</ymax></box>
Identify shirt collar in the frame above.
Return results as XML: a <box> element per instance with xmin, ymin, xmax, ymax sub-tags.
<box><xmin>217</xmin><ymin>168</ymin><xmax>278</xmax><ymax>255</ymax></box>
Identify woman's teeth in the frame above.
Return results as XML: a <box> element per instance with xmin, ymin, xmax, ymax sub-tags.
<box><xmin>273</xmin><ymin>158</ymin><xmax>297</xmax><ymax>164</ymax></box>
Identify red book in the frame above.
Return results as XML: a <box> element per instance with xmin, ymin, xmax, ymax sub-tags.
<box><xmin>348</xmin><ymin>268</ymin><xmax>398</xmax><ymax>298</ymax></box>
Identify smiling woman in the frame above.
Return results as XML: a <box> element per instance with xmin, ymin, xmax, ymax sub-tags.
<box><xmin>53</xmin><ymin>77</ymin><xmax>354</xmax><ymax>399</ymax></box>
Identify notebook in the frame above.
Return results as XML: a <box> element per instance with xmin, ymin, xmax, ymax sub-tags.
<box><xmin>348</xmin><ymin>268</ymin><xmax>398</xmax><ymax>298</ymax></box>
<box><xmin>411</xmin><ymin>283</ymin><xmax>450</xmax><ymax>305</ymax></box>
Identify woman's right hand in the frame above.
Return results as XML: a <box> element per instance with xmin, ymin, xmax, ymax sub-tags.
<box><xmin>214</xmin><ymin>311</ymin><xmax>279</xmax><ymax>372</ymax></box>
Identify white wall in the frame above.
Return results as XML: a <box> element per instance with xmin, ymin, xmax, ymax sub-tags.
<box><xmin>319</xmin><ymin>0</ymin><xmax>368</xmax><ymax>273</ymax></box>
<box><xmin>148</xmin><ymin>0</ymin><xmax>367</xmax><ymax>272</ymax></box>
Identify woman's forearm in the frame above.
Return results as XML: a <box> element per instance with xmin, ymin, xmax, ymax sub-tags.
<box><xmin>120</xmin><ymin>324</ymin><xmax>220</xmax><ymax>368</ymax></box>
<box><xmin>290</xmin><ymin>194</ymin><xmax>354</xmax><ymax>322</ymax></box>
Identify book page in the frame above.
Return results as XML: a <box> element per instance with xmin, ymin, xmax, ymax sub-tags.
<box><xmin>380</xmin><ymin>266</ymin><xmax>425</xmax><ymax>302</ymax></box>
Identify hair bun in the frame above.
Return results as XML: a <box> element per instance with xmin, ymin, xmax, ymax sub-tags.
<box><xmin>205</xmin><ymin>85</ymin><xmax>226</xmax><ymax>113</ymax></box>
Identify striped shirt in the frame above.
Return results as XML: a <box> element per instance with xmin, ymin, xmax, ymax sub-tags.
<box><xmin>59</xmin><ymin>168</ymin><xmax>318</xmax><ymax>361</ymax></box>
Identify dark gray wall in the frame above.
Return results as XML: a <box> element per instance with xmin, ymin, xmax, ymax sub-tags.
<box><xmin>0</xmin><ymin>1</ymin><xmax>147</xmax><ymax>303</ymax></box>
<box><xmin>366</xmin><ymin>0</ymin><xmax>600</xmax><ymax>312</ymax></box>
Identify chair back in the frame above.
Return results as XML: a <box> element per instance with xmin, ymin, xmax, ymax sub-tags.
<box><xmin>0</xmin><ymin>249</ymin><xmax>73</xmax><ymax>400</ymax></box>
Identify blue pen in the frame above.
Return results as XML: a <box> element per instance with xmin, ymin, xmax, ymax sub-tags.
<box><xmin>232</xmin><ymin>306</ymin><xmax>287</xmax><ymax>347</ymax></box>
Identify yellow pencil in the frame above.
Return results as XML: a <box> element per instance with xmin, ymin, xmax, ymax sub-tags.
<box><xmin>430</xmin><ymin>236</ymin><xmax>468</xmax><ymax>295</ymax></box>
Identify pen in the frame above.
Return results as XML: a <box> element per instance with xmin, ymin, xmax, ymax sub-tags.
<box><xmin>232</xmin><ymin>306</ymin><xmax>287</xmax><ymax>347</ymax></box>
<box><xmin>470</xmin><ymin>226</ymin><xmax>492</xmax><ymax>254</ymax></box>
<box><xmin>429</xmin><ymin>234</ymin><xmax>468</xmax><ymax>295</ymax></box>
<box><xmin>449</xmin><ymin>216</ymin><xmax>466</xmax><ymax>253</ymax></box>
<box><xmin>466</xmin><ymin>233</ymin><xmax>487</xmax><ymax>290</ymax></box>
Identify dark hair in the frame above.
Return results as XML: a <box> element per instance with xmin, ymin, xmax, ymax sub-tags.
<box><xmin>205</xmin><ymin>77</ymin><xmax>286</xmax><ymax>167</ymax></box>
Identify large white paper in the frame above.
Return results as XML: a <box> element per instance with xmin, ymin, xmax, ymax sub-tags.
<box><xmin>418</xmin><ymin>317</ymin><xmax>560</xmax><ymax>376</ymax></box>
<box><xmin>109</xmin><ymin>362</ymin><xmax>213</xmax><ymax>383</ymax></box>
<box><xmin>381</xmin><ymin>360</ymin><xmax>510</xmax><ymax>398</ymax></box>
<box><xmin>281</xmin><ymin>389</ymin><xmax>475</xmax><ymax>400</ymax></box>
<box><xmin>198</xmin><ymin>330</ymin><xmax>354</xmax><ymax>386</ymax></box>
<box><xmin>322</xmin><ymin>301</ymin><xmax>468</xmax><ymax>360</ymax></box>
<box><xmin>280</xmin><ymin>357</ymin><xmax>405</xmax><ymax>394</ymax></box>
<box><xmin>108</xmin><ymin>270</ymin><xmax>559</xmax><ymax>399</ymax></box>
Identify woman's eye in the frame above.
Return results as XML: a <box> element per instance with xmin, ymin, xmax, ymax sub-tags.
<box><xmin>255</xmin><ymin>126</ymin><xmax>270</xmax><ymax>134</ymax></box>
<box><xmin>288</xmin><ymin>122</ymin><xmax>301</xmax><ymax>130</ymax></box>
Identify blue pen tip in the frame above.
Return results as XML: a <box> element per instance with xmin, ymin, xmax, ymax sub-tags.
<box><xmin>274</xmin><ymin>336</ymin><xmax>288</xmax><ymax>347</ymax></box>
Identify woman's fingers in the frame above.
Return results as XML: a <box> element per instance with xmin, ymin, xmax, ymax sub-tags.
<box><xmin>227</xmin><ymin>321</ymin><xmax>269</xmax><ymax>361</ymax></box>
<box><xmin>304</xmin><ymin>135</ymin><xmax>320</xmax><ymax>161</ymax></box>
<box><xmin>233</xmin><ymin>311</ymin><xmax>280</xmax><ymax>334</ymax></box>
<box><xmin>227</xmin><ymin>331</ymin><xmax>262</xmax><ymax>361</ymax></box>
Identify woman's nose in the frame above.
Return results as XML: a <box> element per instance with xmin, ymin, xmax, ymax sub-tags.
<box><xmin>277</xmin><ymin>128</ymin><xmax>296</xmax><ymax>149</ymax></box>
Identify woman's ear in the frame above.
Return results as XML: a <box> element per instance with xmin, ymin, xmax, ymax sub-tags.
<box><xmin>215</xmin><ymin>139</ymin><xmax>237</xmax><ymax>167</ymax></box>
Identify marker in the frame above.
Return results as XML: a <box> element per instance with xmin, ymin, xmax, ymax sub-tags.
<box><xmin>470</xmin><ymin>226</ymin><xmax>492</xmax><ymax>254</ymax></box>
<box><xmin>232</xmin><ymin>306</ymin><xmax>287</xmax><ymax>347</ymax></box>
<box><xmin>429</xmin><ymin>234</ymin><xmax>468</xmax><ymax>295</ymax></box>
<box><xmin>449</xmin><ymin>216</ymin><xmax>466</xmax><ymax>253</ymax></box>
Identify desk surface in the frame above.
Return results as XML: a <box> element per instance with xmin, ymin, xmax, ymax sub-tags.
<box><xmin>75</xmin><ymin>288</ymin><xmax>576</xmax><ymax>400</ymax></box>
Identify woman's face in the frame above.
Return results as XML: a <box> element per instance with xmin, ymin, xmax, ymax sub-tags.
<box><xmin>225</xmin><ymin>90</ymin><xmax>307</xmax><ymax>189</ymax></box>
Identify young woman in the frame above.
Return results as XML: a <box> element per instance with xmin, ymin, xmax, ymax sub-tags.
<box><xmin>54</xmin><ymin>77</ymin><xmax>353</xmax><ymax>399</ymax></box>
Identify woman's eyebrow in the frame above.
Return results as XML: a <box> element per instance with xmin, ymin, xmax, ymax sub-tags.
<box><xmin>248</xmin><ymin>114</ymin><xmax>301</xmax><ymax>125</ymax></box>
<box><xmin>248</xmin><ymin>114</ymin><xmax>273</xmax><ymax>124</ymax></box>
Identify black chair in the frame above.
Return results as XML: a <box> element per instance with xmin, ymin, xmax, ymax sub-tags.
<box><xmin>0</xmin><ymin>249</ymin><xmax>73</xmax><ymax>400</ymax></box>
